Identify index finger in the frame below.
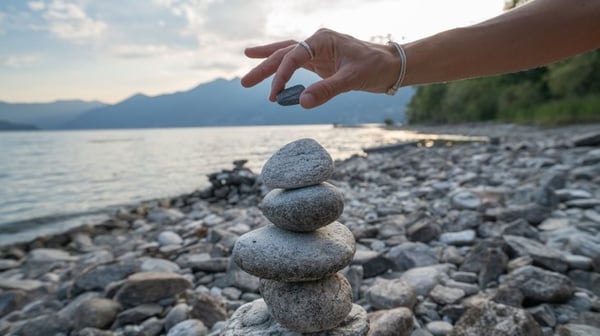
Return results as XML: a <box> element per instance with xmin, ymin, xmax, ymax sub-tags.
<box><xmin>245</xmin><ymin>40</ymin><xmax>297</xmax><ymax>58</ymax></box>
<box><xmin>271</xmin><ymin>42</ymin><xmax>313</xmax><ymax>101</ymax></box>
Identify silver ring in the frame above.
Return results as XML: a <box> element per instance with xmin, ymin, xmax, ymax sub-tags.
<box><xmin>298</xmin><ymin>40</ymin><xmax>314</xmax><ymax>60</ymax></box>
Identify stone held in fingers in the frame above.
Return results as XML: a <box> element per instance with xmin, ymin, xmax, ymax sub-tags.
<box><xmin>232</xmin><ymin>222</ymin><xmax>355</xmax><ymax>282</ymax></box>
<box><xmin>260</xmin><ymin>182</ymin><xmax>344</xmax><ymax>232</ymax></box>
<box><xmin>261</xmin><ymin>138</ymin><xmax>334</xmax><ymax>189</ymax></box>
<box><xmin>276</xmin><ymin>84</ymin><xmax>305</xmax><ymax>106</ymax></box>
<box><xmin>259</xmin><ymin>273</ymin><xmax>353</xmax><ymax>333</ymax></box>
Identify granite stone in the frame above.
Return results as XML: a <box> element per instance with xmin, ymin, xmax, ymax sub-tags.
<box><xmin>233</xmin><ymin>222</ymin><xmax>355</xmax><ymax>282</ymax></box>
<box><xmin>261</xmin><ymin>138</ymin><xmax>334</xmax><ymax>189</ymax></box>
<box><xmin>260</xmin><ymin>182</ymin><xmax>344</xmax><ymax>232</ymax></box>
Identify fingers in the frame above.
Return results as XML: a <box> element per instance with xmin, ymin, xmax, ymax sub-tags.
<box><xmin>244</xmin><ymin>40</ymin><xmax>297</xmax><ymax>58</ymax></box>
<box><xmin>241</xmin><ymin>44</ymin><xmax>295</xmax><ymax>89</ymax></box>
<box><xmin>270</xmin><ymin>43</ymin><xmax>313</xmax><ymax>101</ymax></box>
<box><xmin>300</xmin><ymin>70</ymin><xmax>354</xmax><ymax>109</ymax></box>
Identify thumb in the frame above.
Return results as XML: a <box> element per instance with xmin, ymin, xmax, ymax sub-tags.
<box><xmin>300</xmin><ymin>72</ymin><xmax>353</xmax><ymax>109</ymax></box>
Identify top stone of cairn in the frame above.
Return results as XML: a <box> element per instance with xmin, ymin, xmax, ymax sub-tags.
<box><xmin>261</xmin><ymin>138</ymin><xmax>334</xmax><ymax>189</ymax></box>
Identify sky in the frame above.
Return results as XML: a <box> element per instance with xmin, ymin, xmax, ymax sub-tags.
<box><xmin>0</xmin><ymin>0</ymin><xmax>506</xmax><ymax>104</ymax></box>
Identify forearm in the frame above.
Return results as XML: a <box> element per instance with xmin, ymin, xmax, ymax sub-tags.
<box><xmin>402</xmin><ymin>0</ymin><xmax>600</xmax><ymax>86</ymax></box>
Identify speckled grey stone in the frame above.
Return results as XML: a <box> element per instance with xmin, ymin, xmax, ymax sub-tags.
<box><xmin>233</xmin><ymin>222</ymin><xmax>355</xmax><ymax>282</ymax></box>
<box><xmin>220</xmin><ymin>299</ymin><xmax>369</xmax><ymax>336</ymax></box>
<box><xmin>260</xmin><ymin>273</ymin><xmax>353</xmax><ymax>333</ymax></box>
<box><xmin>260</xmin><ymin>182</ymin><xmax>344</xmax><ymax>232</ymax></box>
<box><xmin>261</xmin><ymin>138</ymin><xmax>334</xmax><ymax>189</ymax></box>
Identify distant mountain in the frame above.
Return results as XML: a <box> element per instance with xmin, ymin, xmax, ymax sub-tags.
<box><xmin>64</xmin><ymin>72</ymin><xmax>413</xmax><ymax>129</ymax></box>
<box><xmin>0</xmin><ymin>100</ymin><xmax>107</xmax><ymax>129</ymax></box>
<box><xmin>0</xmin><ymin>120</ymin><xmax>39</xmax><ymax>131</ymax></box>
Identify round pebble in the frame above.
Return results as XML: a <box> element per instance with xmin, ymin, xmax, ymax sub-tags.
<box><xmin>261</xmin><ymin>138</ymin><xmax>334</xmax><ymax>189</ymax></box>
<box><xmin>166</xmin><ymin>319</ymin><xmax>207</xmax><ymax>336</ymax></box>
<box><xmin>233</xmin><ymin>222</ymin><xmax>355</xmax><ymax>282</ymax></box>
<box><xmin>260</xmin><ymin>273</ymin><xmax>353</xmax><ymax>333</ymax></box>
<box><xmin>260</xmin><ymin>182</ymin><xmax>344</xmax><ymax>232</ymax></box>
<box><xmin>427</xmin><ymin>320</ymin><xmax>454</xmax><ymax>335</ymax></box>
<box><xmin>157</xmin><ymin>231</ymin><xmax>183</xmax><ymax>246</ymax></box>
<box><xmin>450</xmin><ymin>190</ymin><xmax>481</xmax><ymax>210</ymax></box>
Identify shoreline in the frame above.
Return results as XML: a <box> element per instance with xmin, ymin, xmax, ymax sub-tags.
<box><xmin>1</xmin><ymin>122</ymin><xmax>599</xmax><ymax>335</ymax></box>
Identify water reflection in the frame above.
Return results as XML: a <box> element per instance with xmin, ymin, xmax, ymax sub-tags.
<box><xmin>0</xmin><ymin>125</ymin><xmax>484</xmax><ymax>244</ymax></box>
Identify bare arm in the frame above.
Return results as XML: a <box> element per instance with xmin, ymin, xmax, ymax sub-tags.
<box><xmin>241</xmin><ymin>0</ymin><xmax>600</xmax><ymax>108</ymax></box>
<box><xmin>403</xmin><ymin>0</ymin><xmax>600</xmax><ymax>85</ymax></box>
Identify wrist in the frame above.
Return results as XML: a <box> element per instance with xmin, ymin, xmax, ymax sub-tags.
<box><xmin>384</xmin><ymin>41</ymin><xmax>407</xmax><ymax>95</ymax></box>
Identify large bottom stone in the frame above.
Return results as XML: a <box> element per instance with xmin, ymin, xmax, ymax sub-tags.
<box><xmin>260</xmin><ymin>273</ymin><xmax>353</xmax><ymax>333</ymax></box>
<box><xmin>220</xmin><ymin>299</ymin><xmax>369</xmax><ymax>336</ymax></box>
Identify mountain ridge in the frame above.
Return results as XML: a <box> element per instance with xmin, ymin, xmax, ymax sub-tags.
<box><xmin>1</xmin><ymin>72</ymin><xmax>413</xmax><ymax>129</ymax></box>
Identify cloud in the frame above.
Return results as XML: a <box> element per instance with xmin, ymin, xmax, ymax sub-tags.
<box><xmin>28</xmin><ymin>1</ymin><xmax>46</xmax><ymax>11</ymax></box>
<box><xmin>156</xmin><ymin>0</ymin><xmax>269</xmax><ymax>42</ymax></box>
<box><xmin>111</xmin><ymin>44</ymin><xmax>170</xmax><ymax>59</ymax></box>
<box><xmin>2</xmin><ymin>54</ymin><xmax>40</xmax><ymax>68</ymax></box>
<box><xmin>43</xmin><ymin>0</ymin><xmax>107</xmax><ymax>41</ymax></box>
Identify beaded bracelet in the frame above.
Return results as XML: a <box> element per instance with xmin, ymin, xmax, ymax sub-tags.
<box><xmin>386</xmin><ymin>41</ymin><xmax>407</xmax><ymax>95</ymax></box>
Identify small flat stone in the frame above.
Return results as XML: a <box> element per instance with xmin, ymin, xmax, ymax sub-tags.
<box><xmin>450</xmin><ymin>191</ymin><xmax>481</xmax><ymax>210</ymax></box>
<box><xmin>260</xmin><ymin>273</ymin><xmax>353</xmax><ymax>333</ymax></box>
<box><xmin>450</xmin><ymin>301</ymin><xmax>542</xmax><ymax>336</ymax></box>
<box><xmin>233</xmin><ymin>222</ymin><xmax>355</xmax><ymax>282</ymax></box>
<box><xmin>72</xmin><ymin>298</ymin><xmax>122</xmax><ymax>330</ymax></box>
<box><xmin>439</xmin><ymin>230</ymin><xmax>476</xmax><ymax>245</ymax></box>
<box><xmin>167</xmin><ymin>319</ymin><xmax>207</xmax><ymax>336</ymax></box>
<box><xmin>368</xmin><ymin>307</ymin><xmax>413</xmax><ymax>336</ymax></box>
<box><xmin>260</xmin><ymin>182</ymin><xmax>344</xmax><ymax>232</ymax></box>
<box><xmin>427</xmin><ymin>321</ymin><xmax>454</xmax><ymax>336</ymax></box>
<box><xmin>504</xmin><ymin>235</ymin><xmax>568</xmax><ymax>272</ymax></box>
<box><xmin>573</xmin><ymin>131</ymin><xmax>600</xmax><ymax>146</ymax></box>
<box><xmin>157</xmin><ymin>231</ymin><xmax>183</xmax><ymax>246</ymax></box>
<box><xmin>365</xmin><ymin>278</ymin><xmax>417</xmax><ymax>310</ymax></box>
<box><xmin>220</xmin><ymin>299</ymin><xmax>369</xmax><ymax>336</ymax></box>
<box><xmin>261</xmin><ymin>138</ymin><xmax>334</xmax><ymax>189</ymax></box>
<box><xmin>505</xmin><ymin>266</ymin><xmax>574</xmax><ymax>303</ymax></box>
<box><xmin>114</xmin><ymin>272</ymin><xmax>191</xmax><ymax>307</ymax></box>
<box><xmin>276</xmin><ymin>84</ymin><xmax>305</xmax><ymax>106</ymax></box>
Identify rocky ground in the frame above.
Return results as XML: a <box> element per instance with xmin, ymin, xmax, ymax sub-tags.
<box><xmin>1</xmin><ymin>123</ymin><xmax>599</xmax><ymax>336</ymax></box>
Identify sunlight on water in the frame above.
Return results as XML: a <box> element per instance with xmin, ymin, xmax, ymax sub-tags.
<box><xmin>0</xmin><ymin>125</ymin><xmax>483</xmax><ymax>244</ymax></box>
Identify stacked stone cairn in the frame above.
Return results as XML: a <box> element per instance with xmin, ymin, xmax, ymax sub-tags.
<box><xmin>223</xmin><ymin>138</ymin><xmax>370</xmax><ymax>335</ymax></box>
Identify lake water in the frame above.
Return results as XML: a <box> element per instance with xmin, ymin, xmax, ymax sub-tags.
<box><xmin>0</xmin><ymin>125</ymin><xmax>475</xmax><ymax>245</ymax></box>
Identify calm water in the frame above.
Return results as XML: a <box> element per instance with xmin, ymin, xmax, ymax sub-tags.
<box><xmin>0</xmin><ymin>125</ymin><xmax>476</xmax><ymax>245</ymax></box>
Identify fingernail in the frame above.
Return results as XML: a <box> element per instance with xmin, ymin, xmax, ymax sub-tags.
<box><xmin>300</xmin><ymin>92</ymin><xmax>316</xmax><ymax>108</ymax></box>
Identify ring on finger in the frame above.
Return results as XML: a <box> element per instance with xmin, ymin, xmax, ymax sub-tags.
<box><xmin>298</xmin><ymin>40</ymin><xmax>314</xmax><ymax>60</ymax></box>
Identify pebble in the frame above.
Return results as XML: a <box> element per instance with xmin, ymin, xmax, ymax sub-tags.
<box><xmin>221</xmin><ymin>299</ymin><xmax>369</xmax><ymax>336</ymax></box>
<box><xmin>439</xmin><ymin>230</ymin><xmax>476</xmax><ymax>245</ymax></box>
<box><xmin>504</xmin><ymin>266</ymin><xmax>574</xmax><ymax>303</ymax></box>
<box><xmin>232</xmin><ymin>222</ymin><xmax>355</xmax><ymax>281</ymax></box>
<box><xmin>157</xmin><ymin>231</ymin><xmax>183</xmax><ymax>246</ymax></box>
<box><xmin>427</xmin><ymin>321</ymin><xmax>454</xmax><ymax>336</ymax></box>
<box><xmin>450</xmin><ymin>191</ymin><xmax>481</xmax><ymax>210</ymax></box>
<box><xmin>276</xmin><ymin>84</ymin><xmax>305</xmax><ymax>106</ymax></box>
<box><xmin>260</xmin><ymin>273</ymin><xmax>353</xmax><ymax>333</ymax></box>
<box><xmin>451</xmin><ymin>301</ymin><xmax>543</xmax><ymax>336</ymax></box>
<box><xmin>259</xmin><ymin>182</ymin><xmax>344</xmax><ymax>232</ymax></box>
<box><xmin>261</xmin><ymin>138</ymin><xmax>334</xmax><ymax>189</ymax></box>
<box><xmin>368</xmin><ymin>307</ymin><xmax>414</xmax><ymax>336</ymax></box>
<box><xmin>2</xmin><ymin>124</ymin><xmax>600</xmax><ymax>336</ymax></box>
<box><xmin>113</xmin><ymin>272</ymin><xmax>192</xmax><ymax>307</ymax></box>
<box><xmin>166</xmin><ymin>319</ymin><xmax>207</xmax><ymax>336</ymax></box>
<box><xmin>366</xmin><ymin>278</ymin><xmax>417</xmax><ymax>310</ymax></box>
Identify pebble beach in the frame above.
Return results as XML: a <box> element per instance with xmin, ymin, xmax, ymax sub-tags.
<box><xmin>1</xmin><ymin>122</ymin><xmax>599</xmax><ymax>336</ymax></box>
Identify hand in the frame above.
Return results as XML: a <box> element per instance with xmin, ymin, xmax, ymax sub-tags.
<box><xmin>241</xmin><ymin>28</ymin><xmax>402</xmax><ymax>109</ymax></box>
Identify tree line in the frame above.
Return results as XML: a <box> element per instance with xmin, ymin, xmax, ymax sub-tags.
<box><xmin>406</xmin><ymin>49</ymin><xmax>600</xmax><ymax>125</ymax></box>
